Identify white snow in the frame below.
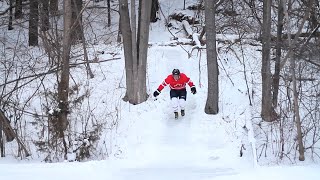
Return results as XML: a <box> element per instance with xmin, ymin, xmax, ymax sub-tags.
<box><xmin>0</xmin><ymin>0</ymin><xmax>319</xmax><ymax>179</ymax></box>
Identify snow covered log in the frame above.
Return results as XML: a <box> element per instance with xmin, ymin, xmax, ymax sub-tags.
<box><xmin>169</xmin><ymin>12</ymin><xmax>200</xmax><ymax>24</ymax></box>
<box><xmin>188</xmin><ymin>33</ymin><xmax>205</xmax><ymax>58</ymax></box>
<box><xmin>192</xmin><ymin>33</ymin><xmax>202</xmax><ymax>48</ymax></box>
<box><xmin>182</xmin><ymin>20</ymin><xmax>193</xmax><ymax>38</ymax></box>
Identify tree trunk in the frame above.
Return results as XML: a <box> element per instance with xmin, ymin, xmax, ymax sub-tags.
<box><xmin>8</xmin><ymin>0</ymin><xmax>13</xmax><ymax>30</ymax></box>
<box><xmin>41</xmin><ymin>0</ymin><xmax>50</xmax><ymax>31</ymax></box>
<box><xmin>119</xmin><ymin>0</ymin><xmax>151</xmax><ymax>105</ymax></box>
<box><xmin>71</xmin><ymin>0</ymin><xmax>83</xmax><ymax>44</ymax></box>
<box><xmin>285</xmin><ymin>0</ymin><xmax>306</xmax><ymax>161</ymax></box>
<box><xmin>204</xmin><ymin>0</ymin><xmax>219</xmax><ymax>114</ymax></box>
<box><xmin>107</xmin><ymin>0</ymin><xmax>111</xmax><ymax>27</ymax></box>
<box><xmin>272</xmin><ymin>0</ymin><xmax>284</xmax><ymax>107</ymax></box>
<box><xmin>15</xmin><ymin>0</ymin><xmax>23</xmax><ymax>19</ymax></box>
<box><xmin>136</xmin><ymin>0</ymin><xmax>151</xmax><ymax>103</ymax></box>
<box><xmin>58</xmin><ymin>0</ymin><xmax>72</xmax><ymax>134</ymax></box>
<box><xmin>131</xmin><ymin>0</ymin><xmax>138</xmax><ymax>103</ymax></box>
<box><xmin>117</xmin><ymin>16</ymin><xmax>122</xmax><ymax>42</ymax></box>
<box><xmin>291</xmin><ymin>60</ymin><xmax>305</xmax><ymax>161</ymax></box>
<box><xmin>261</xmin><ymin>0</ymin><xmax>273</xmax><ymax>122</ymax></box>
<box><xmin>29</xmin><ymin>0</ymin><xmax>39</xmax><ymax>46</ymax></box>
<box><xmin>150</xmin><ymin>0</ymin><xmax>159</xmax><ymax>22</ymax></box>
<box><xmin>119</xmin><ymin>0</ymin><xmax>134</xmax><ymax>102</ymax></box>
<box><xmin>49</xmin><ymin>0</ymin><xmax>59</xmax><ymax>15</ymax></box>
<box><xmin>0</xmin><ymin>119</ymin><xmax>4</xmax><ymax>157</ymax></box>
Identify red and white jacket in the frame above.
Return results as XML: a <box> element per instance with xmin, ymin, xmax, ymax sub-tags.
<box><xmin>157</xmin><ymin>73</ymin><xmax>195</xmax><ymax>91</ymax></box>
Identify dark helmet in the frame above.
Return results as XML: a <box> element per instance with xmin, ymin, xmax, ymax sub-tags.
<box><xmin>172</xmin><ymin>69</ymin><xmax>180</xmax><ymax>75</ymax></box>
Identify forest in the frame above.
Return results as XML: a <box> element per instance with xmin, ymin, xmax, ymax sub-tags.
<box><xmin>0</xmin><ymin>0</ymin><xmax>319</xmax><ymax>164</ymax></box>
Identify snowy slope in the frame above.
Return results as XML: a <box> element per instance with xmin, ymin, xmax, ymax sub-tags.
<box><xmin>1</xmin><ymin>0</ymin><xmax>320</xmax><ymax>179</ymax></box>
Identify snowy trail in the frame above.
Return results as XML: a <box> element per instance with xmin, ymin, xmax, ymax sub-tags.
<box><xmin>109</xmin><ymin>46</ymin><xmax>250</xmax><ymax>179</ymax></box>
<box><xmin>0</xmin><ymin>46</ymin><xmax>253</xmax><ymax>180</ymax></box>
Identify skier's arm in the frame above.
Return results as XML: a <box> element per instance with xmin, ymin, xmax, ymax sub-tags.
<box><xmin>157</xmin><ymin>76</ymin><xmax>170</xmax><ymax>92</ymax></box>
<box><xmin>185</xmin><ymin>75</ymin><xmax>195</xmax><ymax>88</ymax></box>
<box><xmin>185</xmin><ymin>75</ymin><xmax>196</xmax><ymax>94</ymax></box>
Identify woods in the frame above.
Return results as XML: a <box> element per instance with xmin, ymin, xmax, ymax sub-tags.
<box><xmin>0</xmin><ymin>0</ymin><xmax>319</xmax><ymax>164</ymax></box>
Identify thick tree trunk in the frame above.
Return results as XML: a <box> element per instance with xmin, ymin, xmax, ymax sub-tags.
<box><xmin>71</xmin><ymin>0</ymin><xmax>83</xmax><ymax>44</ymax></box>
<box><xmin>136</xmin><ymin>0</ymin><xmax>151</xmax><ymax>103</ymax></box>
<box><xmin>29</xmin><ymin>0</ymin><xmax>39</xmax><ymax>46</ymax></box>
<box><xmin>261</xmin><ymin>0</ymin><xmax>273</xmax><ymax>122</ymax></box>
<box><xmin>204</xmin><ymin>0</ymin><xmax>219</xmax><ymax>114</ymax></box>
<box><xmin>131</xmin><ymin>0</ymin><xmax>138</xmax><ymax>103</ymax></box>
<box><xmin>41</xmin><ymin>0</ymin><xmax>50</xmax><ymax>31</ymax></box>
<box><xmin>272</xmin><ymin>0</ymin><xmax>284</xmax><ymax>107</ymax></box>
<box><xmin>49</xmin><ymin>0</ymin><xmax>58</xmax><ymax>15</ymax></box>
<box><xmin>119</xmin><ymin>0</ymin><xmax>134</xmax><ymax>102</ymax></box>
<box><xmin>119</xmin><ymin>0</ymin><xmax>151</xmax><ymax>105</ymax></box>
<box><xmin>58</xmin><ymin>0</ymin><xmax>72</xmax><ymax>134</ymax></box>
<box><xmin>15</xmin><ymin>0</ymin><xmax>22</xmax><ymax>19</ymax></box>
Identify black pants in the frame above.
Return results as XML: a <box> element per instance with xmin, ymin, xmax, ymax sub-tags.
<box><xmin>170</xmin><ymin>89</ymin><xmax>187</xmax><ymax>100</ymax></box>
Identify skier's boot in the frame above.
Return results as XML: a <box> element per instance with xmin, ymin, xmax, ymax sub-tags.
<box><xmin>181</xmin><ymin>109</ymin><xmax>185</xmax><ymax>116</ymax></box>
<box><xmin>174</xmin><ymin>112</ymin><xmax>179</xmax><ymax>119</ymax></box>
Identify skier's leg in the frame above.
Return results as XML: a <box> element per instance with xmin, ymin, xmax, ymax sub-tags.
<box><xmin>171</xmin><ymin>97</ymin><xmax>179</xmax><ymax>112</ymax></box>
<box><xmin>178</xmin><ymin>89</ymin><xmax>187</xmax><ymax>110</ymax></box>
<box><xmin>179</xmin><ymin>98</ymin><xmax>186</xmax><ymax>110</ymax></box>
<box><xmin>170</xmin><ymin>90</ymin><xmax>179</xmax><ymax>113</ymax></box>
<box><xmin>178</xmin><ymin>89</ymin><xmax>187</xmax><ymax>116</ymax></box>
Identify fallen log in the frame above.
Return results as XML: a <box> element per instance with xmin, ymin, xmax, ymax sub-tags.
<box><xmin>182</xmin><ymin>20</ymin><xmax>193</xmax><ymax>38</ymax></box>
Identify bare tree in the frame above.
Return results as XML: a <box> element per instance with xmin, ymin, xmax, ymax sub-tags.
<box><xmin>261</xmin><ymin>0</ymin><xmax>274</xmax><ymax>122</ymax></box>
<box><xmin>8</xmin><ymin>0</ymin><xmax>13</xmax><ymax>30</ymax></box>
<box><xmin>204</xmin><ymin>0</ymin><xmax>219</xmax><ymax>114</ymax></box>
<box><xmin>119</xmin><ymin>0</ymin><xmax>152</xmax><ymax>105</ymax></box>
<box><xmin>272</xmin><ymin>0</ymin><xmax>284</xmax><ymax>107</ymax></box>
<box><xmin>15</xmin><ymin>0</ymin><xmax>22</xmax><ymax>19</ymax></box>
<box><xmin>107</xmin><ymin>0</ymin><xmax>111</xmax><ymax>27</ymax></box>
<box><xmin>57</xmin><ymin>0</ymin><xmax>72</xmax><ymax>159</ymax></box>
<box><xmin>29</xmin><ymin>0</ymin><xmax>39</xmax><ymax>46</ymax></box>
<box><xmin>71</xmin><ymin>0</ymin><xmax>83</xmax><ymax>44</ymax></box>
<box><xmin>41</xmin><ymin>0</ymin><xmax>50</xmax><ymax>31</ymax></box>
<box><xmin>284</xmin><ymin>0</ymin><xmax>312</xmax><ymax>162</ymax></box>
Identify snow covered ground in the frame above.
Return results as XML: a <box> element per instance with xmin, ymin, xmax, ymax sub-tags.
<box><xmin>1</xmin><ymin>0</ymin><xmax>320</xmax><ymax>179</ymax></box>
<box><xmin>1</xmin><ymin>37</ymin><xmax>319</xmax><ymax>180</ymax></box>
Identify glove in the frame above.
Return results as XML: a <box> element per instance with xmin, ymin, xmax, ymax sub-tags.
<box><xmin>191</xmin><ymin>87</ymin><xmax>197</xmax><ymax>94</ymax></box>
<box><xmin>153</xmin><ymin>90</ymin><xmax>160</xmax><ymax>97</ymax></box>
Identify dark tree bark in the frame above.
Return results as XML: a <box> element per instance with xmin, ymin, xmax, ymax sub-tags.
<box><xmin>119</xmin><ymin>0</ymin><xmax>152</xmax><ymax>105</ymax></box>
<box><xmin>0</xmin><ymin>119</ymin><xmax>3</xmax><ymax>157</ymax></box>
<box><xmin>204</xmin><ymin>0</ymin><xmax>219</xmax><ymax>114</ymax></box>
<box><xmin>150</xmin><ymin>0</ymin><xmax>159</xmax><ymax>22</ymax></box>
<box><xmin>49</xmin><ymin>0</ymin><xmax>58</xmax><ymax>15</ymax></box>
<box><xmin>8</xmin><ymin>0</ymin><xmax>13</xmax><ymax>30</ymax></box>
<box><xmin>261</xmin><ymin>0</ymin><xmax>274</xmax><ymax>122</ymax></box>
<box><xmin>272</xmin><ymin>0</ymin><xmax>284</xmax><ymax>107</ymax></box>
<box><xmin>58</xmin><ymin>0</ymin><xmax>72</xmax><ymax>135</ymax></box>
<box><xmin>15</xmin><ymin>0</ymin><xmax>22</xmax><ymax>19</ymax></box>
<box><xmin>41</xmin><ymin>0</ymin><xmax>50</xmax><ymax>31</ymax></box>
<box><xmin>29</xmin><ymin>0</ymin><xmax>39</xmax><ymax>46</ymax></box>
<box><xmin>107</xmin><ymin>0</ymin><xmax>111</xmax><ymax>27</ymax></box>
<box><xmin>71</xmin><ymin>0</ymin><xmax>83</xmax><ymax>44</ymax></box>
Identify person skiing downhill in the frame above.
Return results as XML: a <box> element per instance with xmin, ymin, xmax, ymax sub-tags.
<box><xmin>153</xmin><ymin>69</ymin><xmax>197</xmax><ymax>119</ymax></box>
